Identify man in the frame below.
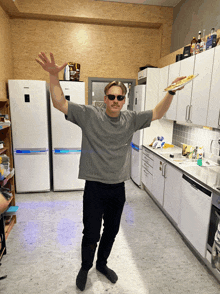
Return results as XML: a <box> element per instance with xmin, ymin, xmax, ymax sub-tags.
<box><xmin>36</xmin><ymin>52</ymin><xmax>185</xmax><ymax>291</ymax></box>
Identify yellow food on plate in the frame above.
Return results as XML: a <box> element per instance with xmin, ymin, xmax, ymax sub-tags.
<box><xmin>164</xmin><ymin>74</ymin><xmax>196</xmax><ymax>91</ymax></box>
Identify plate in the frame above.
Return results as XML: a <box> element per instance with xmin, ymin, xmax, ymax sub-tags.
<box><xmin>164</xmin><ymin>74</ymin><xmax>199</xmax><ymax>92</ymax></box>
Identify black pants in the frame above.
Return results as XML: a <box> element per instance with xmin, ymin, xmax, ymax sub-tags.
<box><xmin>81</xmin><ymin>180</ymin><xmax>126</xmax><ymax>271</ymax></box>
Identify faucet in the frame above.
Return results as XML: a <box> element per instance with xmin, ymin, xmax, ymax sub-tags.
<box><xmin>192</xmin><ymin>146</ymin><xmax>198</xmax><ymax>159</ymax></box>
<box><xmin>210</xmin><ymin>138</ymin><xmax>220</xmax><ymax>155</ymax></box>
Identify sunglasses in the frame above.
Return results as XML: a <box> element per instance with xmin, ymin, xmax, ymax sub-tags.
<box><xmin>106</xmin><ymin>94</ymin><xmax>125</xmax><ymax>101</ymax></box>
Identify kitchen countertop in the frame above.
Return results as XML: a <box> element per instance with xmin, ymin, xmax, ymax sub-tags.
<box><xmin>143</xmin><ymin>144</ymin><xmax>220</xmax><ymax>195</ymax></box>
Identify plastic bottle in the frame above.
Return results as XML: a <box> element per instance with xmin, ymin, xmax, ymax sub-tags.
<box><xmin>196</xmin><ymin>31</ymin><xmax>201</xmax><ymax>54</ymax></box>
<box><xmin>191</xmin><ymin>37</ymin><xmax>197</xmax><ymax>56</ymax></box>
<box><xmin>197</xmin><ymin>147</ymin><xmax>203</xmax><ymax>166</ymax></box>
<box><xmin>212</xmin><ymin>28</ymin><xmax>217</xmax><ymax>48</ymax></box>
<box><xmin>200</xmin><ymin>29</ymin><xmax>206</xmax><ymax>52</ymax></box>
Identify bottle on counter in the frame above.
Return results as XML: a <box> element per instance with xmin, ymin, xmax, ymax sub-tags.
<box><xmin>190</xmin><ymin>37</ymin><xmax>197</xmax><ymax>55</ymax></box>
<box><xmin>212</xmin><ymin>28</ymin><xmax>217</xmax><ymax>48</ymax></box>
<box><xmin>200</xmin><ymin>29</ymin><xmax>206</xmax><ymax>52</ymax></box>
<box><xmin>195</xmin><ymin>31</ymin><xmax>201</xmax><ymax>54</ymax></box>
<box><xmin>206</xmin><ymin>28</ymin><xmax>218</xmax><ymax>50</ymax></box>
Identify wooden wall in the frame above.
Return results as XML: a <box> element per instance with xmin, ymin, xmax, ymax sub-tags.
<box><xmin>0</xmin><ymin>6</ymin><xmax>13</xmax><ymax>100</ymax></box>
<box><xmin>0</xmin><ymin>0</ymin><xmax>174</xmax><ymax>104</ymax></box>
<box><xmin>10</xmin><ymin>19</ymin><xmax>162</xmax><ymax>103</ymax></box>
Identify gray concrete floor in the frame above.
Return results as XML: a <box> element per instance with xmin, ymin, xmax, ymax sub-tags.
<box><xmin>0</xmin><ymin>179</ymin><xmax>220</xmax><ymax>293</ymax></box>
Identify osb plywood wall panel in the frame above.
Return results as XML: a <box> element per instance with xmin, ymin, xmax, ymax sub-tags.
<box><xmin>10</xmin><ymin>19</ymin><xmax>161</xmax><ymax>104</ymax></box>
<box><xmin>17</xmin><ymin>0</ymin><xmax>172</xmax><ymax>24</ymax></box>
<box><xmin>14</xmin><ymin>0</ymin><xmax>173</xmax><ymax>59</ymax></box>
<box><xmin>0</xmin><ymin>6</ymin><xmax>13</xmax><ymax>100</ymax></box>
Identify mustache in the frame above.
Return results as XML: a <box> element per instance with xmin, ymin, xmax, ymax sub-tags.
<box><xmin>112</xmin><ymin>103</ymin><xmax>119</xmax><ymax>106</ymax></box>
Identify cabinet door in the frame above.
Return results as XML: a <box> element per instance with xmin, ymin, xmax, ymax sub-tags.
<box><xmin>176</xmin><ymin>56</ymin><xmax>195</xmax><ymax>123</ymax></box>
<box><xmin>158</xmin><ymin>66</ymin><xmax>169</xmax><ymax>103</ymax></box>
<box><xmin>151</xmin><ymin>155</ymin><xmax>165</xmax><ymax>206</ymax></box>
<box><xmin>190</xmin><ymin>48</ymin><xmax>215</xmax><ymax>126</ymax></box>
<box><xmin>207</xmin><ymin>46</ymin><xmax>220</xmax><ymax>128</ymax></box>
<box><xmin>142</xmin><ymin>166</ymin><xmax>153</xmax><ymax>194</ymax></box>
<box><xmin>165</xmin><ymin>62</ymin><xmax>181</xmax><ymax>120</ymax></box>
<box><xmin>163</xmin><ymin>164</ymin><xmax>182</xmax><ymax>224</ymax></box>
<box><xmin>146</xmin><ymin>68</ymin><xmax>160</xmax><ymax>109</ymax></box>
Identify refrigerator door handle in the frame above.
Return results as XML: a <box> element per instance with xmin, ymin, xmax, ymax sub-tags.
<box><xmin>14</xmin><ymin>148</ymin><xmax>49</xmax><ymax>154</ymax></box>
<box><xmin>53</xmin><ymin>148</ymin><xmax>81</xmax><ymax>154</ymax></box>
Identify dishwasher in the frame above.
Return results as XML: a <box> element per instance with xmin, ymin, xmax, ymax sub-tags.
<box><xmin>179</xmin><ymin>174</ymin><xmax>212</xmax><ymax>258</ymax></box>
<box><xmin>206</xmin><ymin>192</ymin><xmax>220</xmax><ymax>276</ymax></box>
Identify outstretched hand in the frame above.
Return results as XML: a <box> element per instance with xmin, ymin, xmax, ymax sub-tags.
<box><xmin>35</xmin><ymin>52</ymin><xmax>67</xmax><ymax>76</ymax></box>
<box><xmin>171</xmin><ymin>76</ymin><xmax>187</xmax><ymax>92</ymax></box>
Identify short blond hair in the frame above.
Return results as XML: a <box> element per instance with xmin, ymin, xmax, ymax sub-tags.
<box><xmin>104</xmin><ymin>81</ymin><xmax>127</xmax><ymax>95</ymax></box>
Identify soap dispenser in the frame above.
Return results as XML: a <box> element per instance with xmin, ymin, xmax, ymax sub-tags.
<box><xmin>197</xmin><ymin>146</ymin><xmax>203</xmax><ymax>166</ymax></box>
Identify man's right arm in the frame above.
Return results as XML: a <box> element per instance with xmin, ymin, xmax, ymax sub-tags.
<box><xmin>35</xmin><ymin>52</ymin><xmax>68</xmax><ymax>115</ymax></box>
<box><xmin>50</xmin><ymin>73</ymin><xmax>68</xmax><ymax>115</ymax></box>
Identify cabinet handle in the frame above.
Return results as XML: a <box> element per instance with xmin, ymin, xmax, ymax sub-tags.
<box><xmin>218</xmin><ymin>109</ymin><xmax>220</xmax><ymax>127</ymax></box>
<box><xmin>188</xmin><ymin>105</ymin><xmax>192</xmax><ymax>122</ymax></box>
<box><xmin>163</xmin><ymin>163</ymin><xmax>167</xmax><ymax>178</ymax></box>
<box><xmin>186</xmin><ymin>105</ymin><xmax>189</xmax><ymax>121</ymax></box>
<box><xmin>162</xmin><ymin>163</ymin><xmax>167</xmax><ymax>177</ymax></box>
<box><xmin>190</xmin><ymin>183</ymin><xmax>198</xmax><ymax>190</ymax></box>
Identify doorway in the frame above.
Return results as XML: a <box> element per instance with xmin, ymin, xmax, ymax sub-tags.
<box><xmin>88</xmin><ymin>77</ymin><xmax>136</xmax><ymax>111</ymax></box>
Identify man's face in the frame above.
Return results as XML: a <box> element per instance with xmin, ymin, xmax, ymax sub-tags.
<box><xmin>104</xmin><ymin>86</ymin><xmax>126</xmax><ymax>117</ymax></box>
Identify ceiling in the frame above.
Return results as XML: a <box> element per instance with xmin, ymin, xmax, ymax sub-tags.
<box><xmin>95</xmin><ymin>0</ymin><xmax>183</xmax><ymax>7</ymax></box>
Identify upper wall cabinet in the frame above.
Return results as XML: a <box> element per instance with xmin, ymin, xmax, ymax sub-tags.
<box><xmin>207</xmin><ymin>45</ymin><xmax>220</xmax><ymax>128</ymax></box>
<box><xmin>165</xmin><ymin>62</ymin><xmax>181</xmax><ymax>120</ymax></box>
<box><xmin>190</xmin><ymin>48</ymin><xmax>215</xmax><ymax>126</ymax></box>
<box><xmin>145</xmin><ymin>68</ymin><xmax>160</xmax><ymax>110</ymax></box>
<box><xmin>158</xmin><ymin>65</ymin><xmax>169</xmax><ymax>103</ymax></box>
<box><xmin>176</xmin><ymin>55</ymin><xmax>195</xmax><ymax>123</ymax></box>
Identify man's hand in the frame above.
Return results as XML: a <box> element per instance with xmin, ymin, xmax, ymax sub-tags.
<box><xmin>171</xmin><ymin>76</ymin><xmax>187</xmax><ymax>92</ymax></box>
<box><xmin>36</xmin><ymin>52</ymin><xmax>67</xmax><ymax>76</ymax></box>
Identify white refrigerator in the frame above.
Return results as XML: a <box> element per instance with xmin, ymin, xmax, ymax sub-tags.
<box><xmin>8</xmin><ymin>80</ymin><xmax>51</xmax><ymax>193</ymax></box>
<box><xmin>50</xmin><ymin>81</ymin><xmax>85</xmax><ymax>191</ymax></box>
<box><xmin>131</xmin><ymin>85</ymin><xmax>146</xmax><ymax>187</ymax></box>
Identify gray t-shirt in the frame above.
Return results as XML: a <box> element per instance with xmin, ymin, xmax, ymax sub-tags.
<box><xmin>66</xmin><ymin>101</ymin><xmax>152</xmax><ymax>184</ymax></box>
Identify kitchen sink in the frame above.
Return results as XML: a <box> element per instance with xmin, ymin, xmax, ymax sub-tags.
<box><xmin>160</xmin><ymin>152</ymin><xmax>219</xmax><ymax>167</ymax></box>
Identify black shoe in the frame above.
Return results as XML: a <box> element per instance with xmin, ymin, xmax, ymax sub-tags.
<box><xmin>76</xmin><ymin>268</ymin><xmax>88</xmax><ymax>291</ymax></box>
<box><xmin>96</xmin><ymin>264</ymin><xmax>118</xmax><ymax>283</ymax></box>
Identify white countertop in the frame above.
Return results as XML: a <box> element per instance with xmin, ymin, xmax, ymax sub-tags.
<box><xmin>143</xmin><ymin>144</ymin><xmax>220</xmax><ymax>194</ymax></box>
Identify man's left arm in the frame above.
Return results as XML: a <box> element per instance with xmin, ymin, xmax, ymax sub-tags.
<box><xmin>152</xmin><ymin>76</ymin><xmax>186</xmax><ymax>121</ymax></box>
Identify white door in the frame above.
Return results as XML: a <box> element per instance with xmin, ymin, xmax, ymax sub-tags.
<box><xmin>176</xmin><ymin>56</ymin><xmax>195</xmax><ymax>123</ymax></box>
<box><xmin>158</xmin><ymin>66</ymin><xmax>169</xmax><ymax>103</ymax></box>
<box><xmin>165</xmin><ymin>62</ymin><xmax>181</xmax><ymax>120</ymax></box>
<box><xmin>145</xmin><ymin>68</ymin><xmax>160</xmax><ymax>109</ymax></box>
<box><xmin>190</xmin><ymin>48</ymin><xmax>215</xmax><ymax>126</ymax></box>
<box><xmin>51</xmin><ymin>81</ymin><xmax>85</xmax><ymax>191</ymax></box>
<box><xmin>132</xmin><ymin>85</ymin><xmax>145</xmax><ymax>145</ymax></box>
<box><xmin>163</xmin><ymin>164</ymin><xmax>182</xmax><ymax>225</ymax></box>
<box><xmin>8</xmin><ymin>80</ymin><xmax>49</xmax><ymax>149</ymax></box>
<box><xmin>207</xmin><ymin>46</ymin><xmax>220</xmax><ymax>128</ymax></box>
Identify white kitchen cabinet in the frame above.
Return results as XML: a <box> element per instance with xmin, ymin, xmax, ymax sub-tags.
<box><xmin>176</xmin><ymin>55</ymin><xmax>195</xmax><ymax>123</ymax></box>
<box><xmin>163</xmin><ymin>164</ymin><xmax>182</xmax><ymax>225</ymax></box>
<box><xmin>165</xmin><ymin>62</ymin><xmax>181</xmax><ymax>120</ymax></box>
<box><xmin>142</xmin><ymin>67</ymin><xmax>173</xmax><ymax>147</ymax></box>
<box><xmin>158</xmin><ymin>66</ymin><xmax>169</xmax><ymax>103</ymax></box>
<box><xmin>145</xmin><ymin>68</ymin><xmax>160</xmax><ymax>109</ymax></box>
<box><xmin>207</xmin><ymin>46</ymin><xmax>220</xmax><ymax>128</ymax></box>
<box><xmin>142</xmin><ymin>147</ymin><xmax>154</xmax><ymax>194</ymax></box>
<box><xmin>190</xmin><ymin>48</ymin><xmax>215</xmax><ymax>126</ymax></box>
<box><xmin>179</xmin><ymin>174</ymin><xmax>212</xmax><ymax>258</ymax></box>
<box><xmin>151</xmin><ymin>155</ymin><xmax>166</xmax><ymax>206</ymax></box>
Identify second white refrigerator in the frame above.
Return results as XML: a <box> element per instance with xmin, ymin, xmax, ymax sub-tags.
<box><xmin>131</xmin><ymin>85</ymin><xmax>146</xmax><ymax>187</ymax></box>
<box><xmin>50</xmin><ymin>81</ymin><xmax>85</xmax><ymax>191</ymax></box>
